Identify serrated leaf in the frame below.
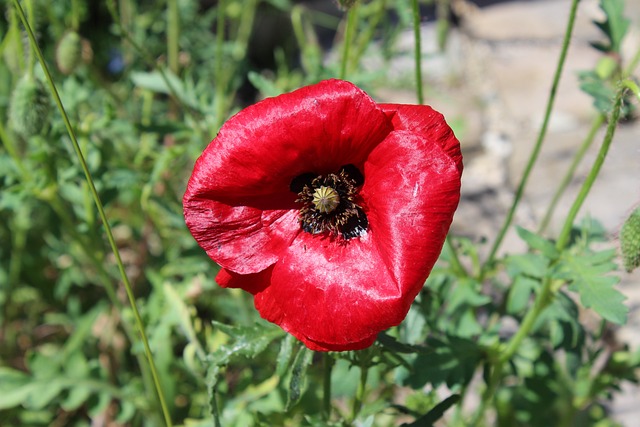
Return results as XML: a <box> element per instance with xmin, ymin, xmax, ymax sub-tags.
<box><xmin>209</xmin><ymin>321</ymin><xmax>284</xmax><ymax>367</ymax></box>
<box><xmin>286</xmin><ymin>346</ymin><xmax>314</xmax><ymax>411</ymax></box>
<box><xmin>505</xmin><ymin>253</ymin><xmax>550</xmax><ymax>279</ymax></box>
<box><xmin>406</xmin><ymin>336</ymin><xmax>481</xmax><ymax>389</ymax></box>
<box><xmin>377</xmin><ymin>332</ymin><xmax>427</xmax><ymax>354</ymax></box>
<box><xmin>516</xmin><ymin>226</ymin><xmax>559</xmax><ymax>258</ymax></box>
<box><xmin>593</xmin><ymin>0</ymin><xmax>630</xmax><ymax>53</ymax></box>
<box><xmin>557</xmin><ymin>252</ymin><xmax>628</xmax><ymax>324</ymax></box>
<box><xmin>401</xmin><ymin>394</ymin><xmax>461</xmax><ymax>427</ymax></box>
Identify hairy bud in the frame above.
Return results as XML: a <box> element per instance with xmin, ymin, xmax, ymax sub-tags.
<box><xmin>9</xmin><ymin>76</ymin><xmax>51</xmax><ymax>138</ymax></box>
<box><xmin>620</xmin><ymin>207</ymin><xmax>640</xmax><ymax>272</ymax></box>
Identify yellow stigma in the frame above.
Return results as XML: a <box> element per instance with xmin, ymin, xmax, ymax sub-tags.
<box><xmin>312</xmin><ymin>186</ymin><xmax>340</xmax><ymax>214</ymax></box>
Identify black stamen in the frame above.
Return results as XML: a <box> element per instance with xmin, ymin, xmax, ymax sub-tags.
<box><xmin>339</xmin><ymin>164</ymin><xmax>364</xmax><ymax>186</ymax></box>
<box><xmin>290</xmin><ymin>172</ymin><xmax>317</xmax><ymax>193</ymax></box>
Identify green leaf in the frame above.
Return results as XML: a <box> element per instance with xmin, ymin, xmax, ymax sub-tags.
<box><xmin>506</xmin><ymin>276</ymin><xmax>538</xmax><ymax>315</ymax></box>
<box><xmin>592</xmin><ymin>0</ymin><xmax>630</xmax><ymax>53</ymax></box>
<box><xmin>556</xmin><ymin>251</ymin><xmax>628</xmax><ymax>324</ymax></box>
<box><xmin>0</xmin><ymin>367</ymin><xmax>31</xmax><ymax>409</ymax></box>
<box><xmin>516</xmin><ymin>226</ymin><xmax>559</xmax><ymax>259</ymax></box>
<box><xmin>505</xmin><ymin>253</ymin><xmax>549</xmax><ymax>279</ymax></box>
<box><xmin>209</xmin><ymin>321</ymin><xmax>284</xmax><ymax>367</ymax></box>
<box><xmin>406</xmin><ymin>336</ymin><xmax>481</xmax><ymax>389</ymax></box>
<box><xmin>285</xmin><ymin>346</ymin><xmax>313</xmax><ymax>411</ymax></box>
<box><xmin>276</xmin><ymin>333</ymin><xmax>296</xmax><ymax>378</ymax></box>
<box><xmin>401</xmin><ymin>394</ymin><xmax>461</xmax><ymax>427</ymax></box>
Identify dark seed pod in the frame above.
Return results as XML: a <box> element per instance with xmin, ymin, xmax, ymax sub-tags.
<box><xmin>56</xmin><ymin>31</ymin><xmax>82</xmax><ymax>75</ymax></box>
<box><xmin>9</xmin><ymin>76</ymin><xmax>51</xmax><ymax>138</ymax></box>
<box><xmin>620</xmin><ymin>207</ymin><xmax>640</xmax><ymax>272</ymax></box>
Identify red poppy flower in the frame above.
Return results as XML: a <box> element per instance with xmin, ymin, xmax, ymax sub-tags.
<box><xmin>183</xmin><ymin>79</ymin><xmax>462</xmax><ymax>351</ymax></box>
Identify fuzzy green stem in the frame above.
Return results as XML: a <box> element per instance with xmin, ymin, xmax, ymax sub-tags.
<box><xmin>12</xmin><ymin>2</ymin><xmax>173</xmax><ymax>425</ymax></box>
<box><xmin>538</xmin><ymin>114</ymin><xmax>605</xmax><ymax>234</ymax></box>
<box><xmin>556</xmin><ymin>88</ymin><xmax>624</xmax><ymax>250</ymax></box>
<box><xmin>323</xmin><ymin>353</ymin><xmax>334</xmax><ymax>421</ymax></box>
<box><xmin>353</xmin><ymin>0</ymin><xmax>387</xmax><ymax>65</ymax></box>
<box><xmin>471</xmin><ymin>87</ymin><xmax>625</xmax><ymax>426</ymax></box>
<box><xmin>340</xmin><ymin>5</ymin><xmax>358</xmax><ymax>80</ymax></box>
<box><xmin>167</xmin><ymin>0</ymin><xmax>180</xmax><ymax>75</ymax></box>
<box><xmin>214</xmin><ymin>0</ymin><xmax>226</xmax><ymax>129</ymax></box>
<box><xmin>445</xmin><ymin>236</ymin><xmax>467</xmax><ymax>276</ymax></box>
<box><xmin>411</xmin><ymin>0</ymin><xmax>424</xmax><ymax>104</ymax></box>
<box><xmin>483</xmin><ymin>0</ymin><xmax>580</xmax><ymax>271</ymax></box>
<box><xmin>350</xmin><ymin>363</ymin><xmax>369</xmax><ymax>423</ymax></box>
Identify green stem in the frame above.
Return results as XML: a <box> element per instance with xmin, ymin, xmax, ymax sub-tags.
<box><xmin>340</xmin><ymin>5</ymin><xmax>358</xmax><ymax>80</ymax></box>
<box><xmin>556</xmin><ymin>88</ymin><xmax>624</xmax><ymax>250</ymax></box>
<box><xmin>538</xmin><ymin>114</ymin><xmax>605</xmax><ymax>234</ymax></box>
<box><xmin>445</xmin><ymin>236</ymin><xmax>467</xmax><ymax>276</ymax></box>
<box><xmin>471</xmin><ymin>87</ymin><xmax>625</xmax><ymax>426</ymax></box>
<box><xmin>214</xmin><ymin>0</ymin><xmax>226</xmax><ymax>130</ymax></box>
<box><xmin>412</xmin><ymin>0</ymin><xmax>424</xmax><ymax>104</ymax></box>
<box><xmin>323</xmin><ymin>353</ymin><xmax>334</xmax><ymax>421</ymax></box>
<box><xmin>24</xmin><ymin>0</ymin><xmax>35</xmax><ymax>76</ymax></box>
<box><xmin>12</xmin><ymin>2</ymin><xmax>173</xmax><ymax>426</ymax></box>
<box><xmin>353</xmin><ymin>0</ymin><xmax>387</xmax><ymax>68</ymax></box>
<box><xmin>483</xmin><ymin>0</ymin><xmax>580</xmax><ymax>271</ymax></box>
<box><xmin>350</xmin><ymin>363</ymin><xmax>369</xmax><ymax>423</ymax></box>
<box><xmin>167</xmin><ymin>0</ymin><xmax>179</xmax><ymax>75</ymax></box>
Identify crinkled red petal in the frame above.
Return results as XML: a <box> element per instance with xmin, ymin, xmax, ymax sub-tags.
<box><xmin>380</xmin><ymin>103</ymin><xmax>463</xmax><ymax>174</ymax></box>
<box><xmin>252</xmin><ymin>130</ymin><xmax>462</xmax><ymax>349</ymax></box>
<box><xmin>183</xmin><ymin>79</ymin><xmax>393</xmax><ymax>274</ymax></box>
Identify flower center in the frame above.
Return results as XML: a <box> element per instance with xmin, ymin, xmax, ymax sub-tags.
<box><xmin>312</xmin><ymin>186</ymin><xmax>340</xmax><ymax>213</ymax></box>
<box><xmin>290</xmin><ymin>165</ymin><xmax>368</xmax><ymax>240</ymax></box>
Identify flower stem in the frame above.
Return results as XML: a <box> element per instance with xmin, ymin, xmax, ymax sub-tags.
<box><xmin>471</xmin><ymin>87</ymin><xmax>625</xmax><ymax>425</ymax></box>
<box><xmin>483</xmin><ymin>0</ymin><xmax>580</xmax><ymax>271</ymax></box>
<box><xmin>323</xmin><ymin>353</ymin><xmax>334</xmax><ymax>421</ymax></box>
<box><xmin>556</xmin><ymin>87</ymin><xmax>624</xmax><ymax>250</ymax></box>
<box><xmin>167</xmin><ymin>0</ymin><xmax>179</xmax><ymax>75</ymax></box>
<box><xmin>538</xmin><ymin>113</ymin><xmax>605</xmax><ymax>234</ymax></box>
<box><xmin>12</xmin><ymin>2</ymin><xmax>173</xmax><ymax>426</ymax></box>
<box><xmin>350</xmin><ymin>363</ymin><xmax>369</xmax><ymax>423</ymax></box>
<box><xmin>214</xmin><ymin>0</ymin><xmax>226</xmax><ymax>129</ymax></box>
<box><xmin>411</xmin><ymin>0</ymin><xmax>424</xmax><ymax>104</ymax></box>
<box><xmin>340</xmin><ymin>4</ymin><xmax>358</xmax><ymax>80</ymax></box>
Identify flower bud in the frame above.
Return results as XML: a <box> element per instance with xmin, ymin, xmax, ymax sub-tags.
<box><xmin>9</xmin><ymin>75</ymin><xmax>51</xmax><ymax>138</ymax></box>
<box><xmin>56</xmin><ymin>31</ymin><xmax>83</xmax><ymax>75</ymax></box>
<box><xmin>620</xmin><ymin>207</ymin><xmax>640</xmax><ymax>272</ymax></box>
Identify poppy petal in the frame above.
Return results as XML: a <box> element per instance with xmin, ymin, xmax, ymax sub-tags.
<box><xmin>184</xmin><ymin>79</ymin><xmax>393</xmax><ymax>273</ymax></box>
<box><xmin>380</xmin><ymin>103</ymin><xmax>463</xmax><ymax>173</ymax></box>
<box><xmin>251</xmin><ymin>130</ymin><xmax>462</xmax><ymax>349</ymax></box>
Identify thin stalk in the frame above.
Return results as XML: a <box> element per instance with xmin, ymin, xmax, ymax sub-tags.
<box><xmin>12</xmin><ymin>2</ymin><xmax>173</xmax><ymax>426</ymax></box>
<box><xmin>24</xmin><ymin>0</ymin><xmax>35</xmax><ymax>76</ymax></box>
<box><xmin>167</xmin><ymin>0</ymin><xmax>179</xmax><ymax>75</ymax></box>
<box><xmin>350</xmin><ymin>364</ymin><xmax>369</xmax><ymax>423</ymax></box>
<box><xmin>445</xmin><ymin>236</ymin><xmax>467</xmax><ymax>276</ymax></box>
<box><xmin>214</xmin><ymin>0</ymin><xmax>226</xmax><ymax>130</ymax></box>
<box><xmin>556</xmin><ymin>88</ymin><xmax>624</xmax><ymax>250</ymax></box>
<box><xmin>340</xmin><ymin>4</ymin><xmax>359</xmax><ymax>80</ymax></box>
<box><xmin>470</xmin><ymin>87</ymin><xmax>625</xmax><ymax>426</ymax></box>
<box><xmin>538</xmin><ymin>114</ymin><xmax>605</xmax><ymax>234</ymax></box>
<box><xmin>411</xmin><ymin>0</ymin><xmax>424</xmax><ymax>104</ymax></box>
<box><xmin>353</xmin><ymin>0</ymin><xmax>387</xmax><ymax>67</ymax></box>
<box><xmin>323</xmin><ymin>353</ymin><xmax>334</xmax><ymax>421</ymax></box>
<box><xmin>483</xmin><ymin>0</ymin><xmax>580</xmax><ymax>271</ymax></box>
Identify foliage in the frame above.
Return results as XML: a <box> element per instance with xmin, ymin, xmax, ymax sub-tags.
<box><xmin>0</xmin><ymin>0</ymin><xmax>638</xmax><ymax>426</ymax></box>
